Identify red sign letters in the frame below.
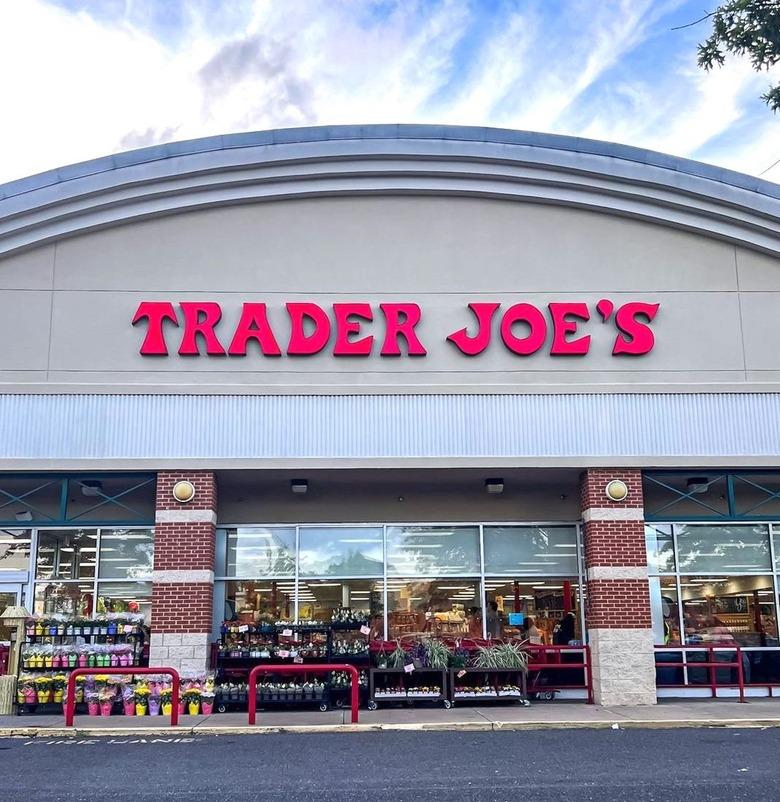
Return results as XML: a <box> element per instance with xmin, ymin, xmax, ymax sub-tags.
<box><xmin>132</xmin><ymin>300</ymin><xmax>659</xmax><ymax>358</ymax></box>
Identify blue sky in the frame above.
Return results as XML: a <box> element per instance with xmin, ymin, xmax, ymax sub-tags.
<box><xmin>0</xmin><ymin>0</ymin><xmax>778</xmax><ymax>183</ymax></box>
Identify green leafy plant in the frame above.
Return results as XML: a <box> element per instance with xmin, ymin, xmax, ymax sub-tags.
<box><xmin>472</xmin><ymin>641</ymin><xmax>528</xmax><ymax>671</ymax></box>
<box><xmin>387</xmin><ymin>642</ymin><xmax>408</xmax><ymax>669</ymax></box>
<box><xmin>424</xmin><ymin>638</ymin><xmax>451</xmax><ymax>670</ymax></box>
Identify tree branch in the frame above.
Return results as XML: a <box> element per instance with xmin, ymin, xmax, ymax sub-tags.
<box><xmin>671</xmin><ymin>11</ymin><xmax>715</xmax><ymax>31</ymax></box>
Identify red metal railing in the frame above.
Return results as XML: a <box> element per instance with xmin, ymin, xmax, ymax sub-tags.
<box><xmin>525</xmin><ymin>644</ymin><xmax>594</xmax><ymax>704</ymax></box>
<box><xmin>0</xmin><ymin>644</ymin><xmax>8</xmax><ymax>676</ymax></box>
<box><xmin>654</xmin><ymin>645</ymin><xmax>746</xmax><ymax>703</ymax></box>
<box><xmin>247</xmin><ymin>663</ymin><xmax>359</xmax><ymax>725</ymax></box>
<box><xmin>64</xmin><ymin>667</ymin><xmax>181</xmax><ymax>727</ymax></box>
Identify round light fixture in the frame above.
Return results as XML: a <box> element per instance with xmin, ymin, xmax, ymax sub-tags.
<box><xmin>605</xmin><ymin>479</ymin><xmax>629</xmax><ymax>502</ymax></box>
<box><xmin>172</xmin><ymin>480</ymin><xmax>196</xmax><ymax>503</ymax></box>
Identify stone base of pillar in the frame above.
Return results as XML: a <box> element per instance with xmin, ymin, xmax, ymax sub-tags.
<box><xmin>149</xmin><ymin>633</ymin><xmax>210</xmax><ymax>678</ymax></box>
<box><xmin>589</xmin><ymin>628</ymin><xmax>657</xmax><ymax>706</ymax></box>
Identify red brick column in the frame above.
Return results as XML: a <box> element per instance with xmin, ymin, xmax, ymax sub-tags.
<box><xmin>149</xmin><ymin>471</ymin><xmax>217</xmax><ymax>677</ymax></box>
<box><xmin>581</xmin><ymin>468</ymin><xmax>655</xmax><ymax>706</ymax></box>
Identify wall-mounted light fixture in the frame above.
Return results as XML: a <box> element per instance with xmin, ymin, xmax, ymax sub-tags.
<box><xmin>604</xmin><ymin>479</ymin><xmax>629</xmax><ymax>502</ymax></box>
<box><xmin>14</xmin><ymin>511</ymin><xmax>32</xmax><ymax>522</ymax></box>
<box><xmin>291</xmin><ymin>479</ymin><xmax>308</xmax><ymax>495</ymax></box>
<box><xmin>485</xmin><ymin>478</ymin><xmax>504</xmax><ymax>495</ymax></box>
<box><xmin>172</xmin><ymin>480</ymin><xmax>196</xmax><ymax>503</ymax></box>
<box><xmin>686</xmin><ymin>477</ymin><xmax>710</xmax><ymax>494</ymax></box>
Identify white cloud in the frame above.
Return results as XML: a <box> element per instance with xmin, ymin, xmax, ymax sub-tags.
<box><xmin>0</xmin><ymin>0</ymin><xmax>777</xmax><ymax>187</ymax></box>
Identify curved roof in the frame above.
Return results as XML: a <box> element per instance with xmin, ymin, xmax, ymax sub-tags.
<box><xmin>1</xmin><ymin>124</ymin><xmax>779</xmax><ymax>257</ymax></box>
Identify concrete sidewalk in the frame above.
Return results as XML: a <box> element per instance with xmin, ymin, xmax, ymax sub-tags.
<box><xmin>4</xmin><ymin>698</ymin><xmax>780</xmax><ymax>737</ymax></box>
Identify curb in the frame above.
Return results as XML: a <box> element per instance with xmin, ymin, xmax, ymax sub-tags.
<box><xmin>3</xmin><ymin>719</ymin><xmax>780</xmax><ymax>738</ymax></box>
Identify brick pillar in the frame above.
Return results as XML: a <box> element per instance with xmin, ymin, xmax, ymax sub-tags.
<box><xmin>149</xmin><ymin>471</ymin><xmax>216</xmax><ymax>678</ymax></box>
<box><xmin>581</xmin><ymin>468</ymin><xmax>655</xmax><ymax>706</ymax></box>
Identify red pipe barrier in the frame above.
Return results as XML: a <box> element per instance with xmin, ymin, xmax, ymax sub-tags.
<box><xmin>654</xmin><ymin>645</ymin><xmax>746</xmax><ymax>703</ymax></box>
<box><xmin>64</xmin><ymin>667</ymin><xmax>181</xmax><ymax>727</ymax></box>
<box><xmin>525</xmin><ymin>644</ymin><xmax>594</xmax><ymax>704</ymax></box>
<box><xmin>247</xmin><ymin>663</ymin><xmax>359</xmax><ymax>725</ymax></box>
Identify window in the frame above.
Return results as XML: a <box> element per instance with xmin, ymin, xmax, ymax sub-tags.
<box><xmin>386</xmin><ymin>526</ymin><xmax>479</xmax><ymax>576</ymax></box>
<box><xmin>32</xmin><ymin>528</ymin><xmax>154</xmax><ymax>621</ymax></box>
<box><xmin>298</xmin><ymin>527</ymin><xmax>383</xmax><ymax>577</ymax></box>
<box><xmin>0</xmin><ymin>528</ymin><xmax>31</xmax><ymax>572</ymax></box>
<box><xmin>483</xmin><ymin>526</ymin><xmax>578</xmax><ymax>575</ymax></box>
<box><xmin>224</xmin><ymin>527</ymin><xmax>296</xmax><ymax>578</ymax></box>
<box><xmin>646</xmin><ymin>524</ymin><xmax>675</xmax><ymax>574</ymax></box>
<box><xmin>675</xmin><ymin>524</ymin><xmax>771</xmax><ymax>574</ymax></box>
<box><xmin>386</xmin><ymin>578</ymin><xmax>481</xmax><ymax>639</ymax></box>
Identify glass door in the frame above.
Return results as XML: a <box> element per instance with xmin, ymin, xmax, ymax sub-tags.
<box><xmin>0</xmin><ymin>585</ymin><xmax>22</xmax><ymax>643</ymax></box>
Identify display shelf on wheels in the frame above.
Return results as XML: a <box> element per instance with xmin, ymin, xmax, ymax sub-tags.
<box><xmin>64</xmin><ymin>667</ymin><xmax>181</xmax><ymax>727</ymax></box>
<box><xmin>448</xmin><ymin>667</ymin><xmax>528</xmax><ymax>706</ymax></box>
<box><xmin>247</xmin><ymin>663</ymin><xmax>359</xmax><ymax>724</ymax></box>
<box><xmin>368</xmin><ymin>666</ymin><xmax>450</xmax><ymax>710</ymax></box>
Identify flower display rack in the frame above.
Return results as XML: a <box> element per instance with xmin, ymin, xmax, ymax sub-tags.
<box><xmin>447</xmin><ymin>667</ymin><xmax>529</xmax><ymax>707</ymax></box>
<box><xmin>367</xmin><ymin>667</ymin><xmax>450</xmax><ymax>710</ymax></box>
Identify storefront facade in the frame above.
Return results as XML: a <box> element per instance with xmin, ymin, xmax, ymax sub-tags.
<box><xmin>1</xmin><ymin>124</ymin><xmax>779</xmax><ymax>705</ymax></box>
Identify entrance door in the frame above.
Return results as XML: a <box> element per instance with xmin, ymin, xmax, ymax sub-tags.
<box><xmin>0</xmin><ymin>585</ymin><xmax>22</xmax><ymax>643</ymax></box>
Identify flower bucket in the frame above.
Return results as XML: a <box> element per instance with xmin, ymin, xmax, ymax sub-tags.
<box><xmin>201</xmin><ymin>701</ymin><xmax>213</xmax><ymax>715</ymax></box>
<box><xmin>16</xmin><ymin>691</ymin><xmax>24</xmax><ymax>704</ymax></box>
<box><xmin>37</xmin><ymin>691</ymin><xmax>50</xmax><ymax>704</ymax></box>
<box><xmin>24</xmin><ymin>690</ymin><xmax>37</xmax><ymax>704</ymax></box>
<box><xmin>135</xmin><ymin>703</ymin><xmax>147</xmax><ymax>716</ymax></box>
<box><xmin>100</xmin><ymin>701</ymin><xmax>113</xmax><ymax>717</ymax></box>
<box><xmin>54</xmin><ymin>690</ymin><xmax>64</xmax><ymax>703</ymax></box>
<box><xmin>78</xmin><ymin>654</ymin><xmax>88</xmax><ymax>667</ymax></box>
<box><xmin>161</xmin><ymin>702</ymin><xmax>172</xmax><ymax>716</ymax></box>
<box><xmin>68</xmin><ymin>654</ymin><xmax>77</xmax><ymax>668</ymax></box>
<box><xmin>187</xmin><ymin>701</ymin><xmax>200</xmax><ymax>716</ymax></box>
<box><xmin>178</xmin><ymin>700</ymin><xmax>186</xmax><ymax>716</ymax></box>
<box><xmin>123</xmin><ymin>702</ymin><xmax>135</xmax><ymax>716</ymax></box>
<box><xmin>110</xmin><ymin>655</ymin><xmax>119</xmax><ymax>667</ymax></box>
<box><xmin>149</xmin><ymin>699</ymin><xmax>160</xmax><ymax>716</ymax></box>
<box><xmin>87</xmin><ymin>702</ymin><xmax>99</xmax><ymax>716</ymax></box>
<box><xmin>119</xmin><ymin>654</ymin><xmax>129</xmax><ymax>667</ymax></box>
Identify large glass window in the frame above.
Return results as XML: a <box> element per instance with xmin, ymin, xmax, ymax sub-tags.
<box><xmin>675</xmin><ymin>524</ymin><xmax>771</xmax><ymax>574</ymax></box>
<box><xmin>485</xmin><ymin>577</ymin><xmax>581</xmax><ymax>644</ymax></box>
<box><xmin>298</xmin><ymin>579</ymin><xmax>383</xmax><ymax>636</ymax></box>
<box><xmin>386</xmin><ymin>526</ymin><xmax>479</xmax><ymax>576</ymax></box>
<box><xmin>483</xmin><ymin>526</ymin><xmax>578</xmax><ymax>575</ymax></box>
<box><xmin>98</xmin><ymin>529</ymin><xmax>153</xmax><ymax>579</ymax></box>
<box><xmin>225</xmin><ymin>579</ymin><xmax>295</xmax><ymax>622</ymax></box>
<box><xmin>32</xmin><ymin>528</ymin><xmax>154</xmax><ymax>619</ymax></box>
<box><xmin>298</xmin><ymin>527</ymin><xmax>383</xmax><ymax>577</ymax></box>
<box><xmin>645</xmin><ymin>524</ymin><xmax>675</xmax><ymax>573</ymax></box>
<box><xmin>0</xmin><ymin>528</ymin><xmax>31</xmax><ymax>572</ymax></box>
<box><xmin>36</xmin><ymin>529</ymin><xmax>98</xmax><ymax>580</ymax></box>
<box><xmin>225</xmin><ymin>527</ymin><xmax>296</xmax><ymax>577</ymax></box>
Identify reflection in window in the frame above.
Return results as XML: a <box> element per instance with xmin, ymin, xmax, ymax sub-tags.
<box><xmin>680</xmin><ymin>575</ymin><xmax>777</xmax><ymax>647</ymax></box>
<box><xmin>298</xmin><ymin>579</ymin><xmax>383</xmax><ymax>637</ymax></box>
<box><xmin>386</xmin><ymin>578</ymin><xmax>481</xmax><ymax>639</ymax></box>
<box><xmin>386</xmin><ymin>526</ymin><xmax>479</xmax><ymax>576</ymax></box>
<box><xmin>485</xmin><ymin>577</ymin><xmax>581</xmax><ymax>644</ymax></box>
<box><xmin>483</xmin><ymin>526</ymin><xmax>578</xmax><ymax>575</ymax></box>
<box><xmin>97</xmin><ymin>581</ymin><xmax>153</xmax><ymax>624</ymax></box>
<box><xmin>675</xmin><ymin>524</ymin><xmax>771</xmax><ymax>573</ymax></box>
<box><xmin>34</xmin><ymin>582</ymin><xmax>95</xmax><ymax>617</ymax></box>
<box><xmin>36</xmin><ymin>530</ymin><xmax>98</xmax><ymax>580</ymax></box>
<box><xmin>224</xmin><ymin>579</ymin><xmax>295</xmax><ymax>623</ymax></box>
<box><xmin>649</xmin><ymin>576</ymin><xmax>680</xmax><ymax>645</ymax></box>
<box><xmin>98</xmin><ymin>529</ymin><xmax>153</xmax><ymax>579</ymax></box>
<box><xmin>646</xmin><ymin>525</ymin><xmax>675</xmax><ymax>574</ymax></box>
<box><xmin>226</xmin><ymin>527</ymin><xmax>296</xmax><ymax>577</ymax></box>
<box><xmin>298</xmin><ymin>527</ymin><xmax>383</xmax><ymax>577</ymax></box>
<box><xmin>0</xmin><ymin>528</ymin><xmax>31</xmax><ymax>571</ymax></box>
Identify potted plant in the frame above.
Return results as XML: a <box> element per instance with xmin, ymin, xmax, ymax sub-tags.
<box><xmin>122</xmin><ymin>686</ymin><xmax>135</xmax><ymax>716</ymax></box>
<box><xmin>98</xmin><ymin>687</ymin><xmax>115</xmax><ymax>717</ymax></box>
<box><xmin>52</xmin><ymin>673</ymin><xmax>67</xmax><ymax>704</ymax></box>
<box><xmin>149</xmin><ymin>689</ymin><xmax>161</xmax><ymax>716</ymax></box>
<box><xmin>35</xmin><ymin>676</ymin><xmax>52</xmax><ymax>704</ymax></box>
<box><xmin>135</xmin><ymin>686</ymin><xmax>150</xmax><ymax>716</ymax></box>
<box><xmin>85</xmin><ymin>690</ymin><xmax>99</xmax><ymax>716</ymax></box>
<box><xmin>160</xmin><ymin>688</ymin><xmax>173</xmax><ymax>716</ymax></box>
<box><xmin>184</xmin><ymin>688</ymin><xmax>201</xmax><ymax>715</ymax></box>
<box><xmin>200</xmin><ymin>690</ymin><xmax>214</xmax><ymax>715</ymax></box>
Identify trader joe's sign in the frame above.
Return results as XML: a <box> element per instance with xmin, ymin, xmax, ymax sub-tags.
<box><xmin>132</xmin><ymin>300</ymin><xmax>659</xmax><ymax>358</ymax></box>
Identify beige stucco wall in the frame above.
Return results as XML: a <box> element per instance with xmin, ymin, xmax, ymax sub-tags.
<box><xmin>0</xmin><ymin>195</ymin><xmax>778</xmax><ymax>392</ymax></box>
